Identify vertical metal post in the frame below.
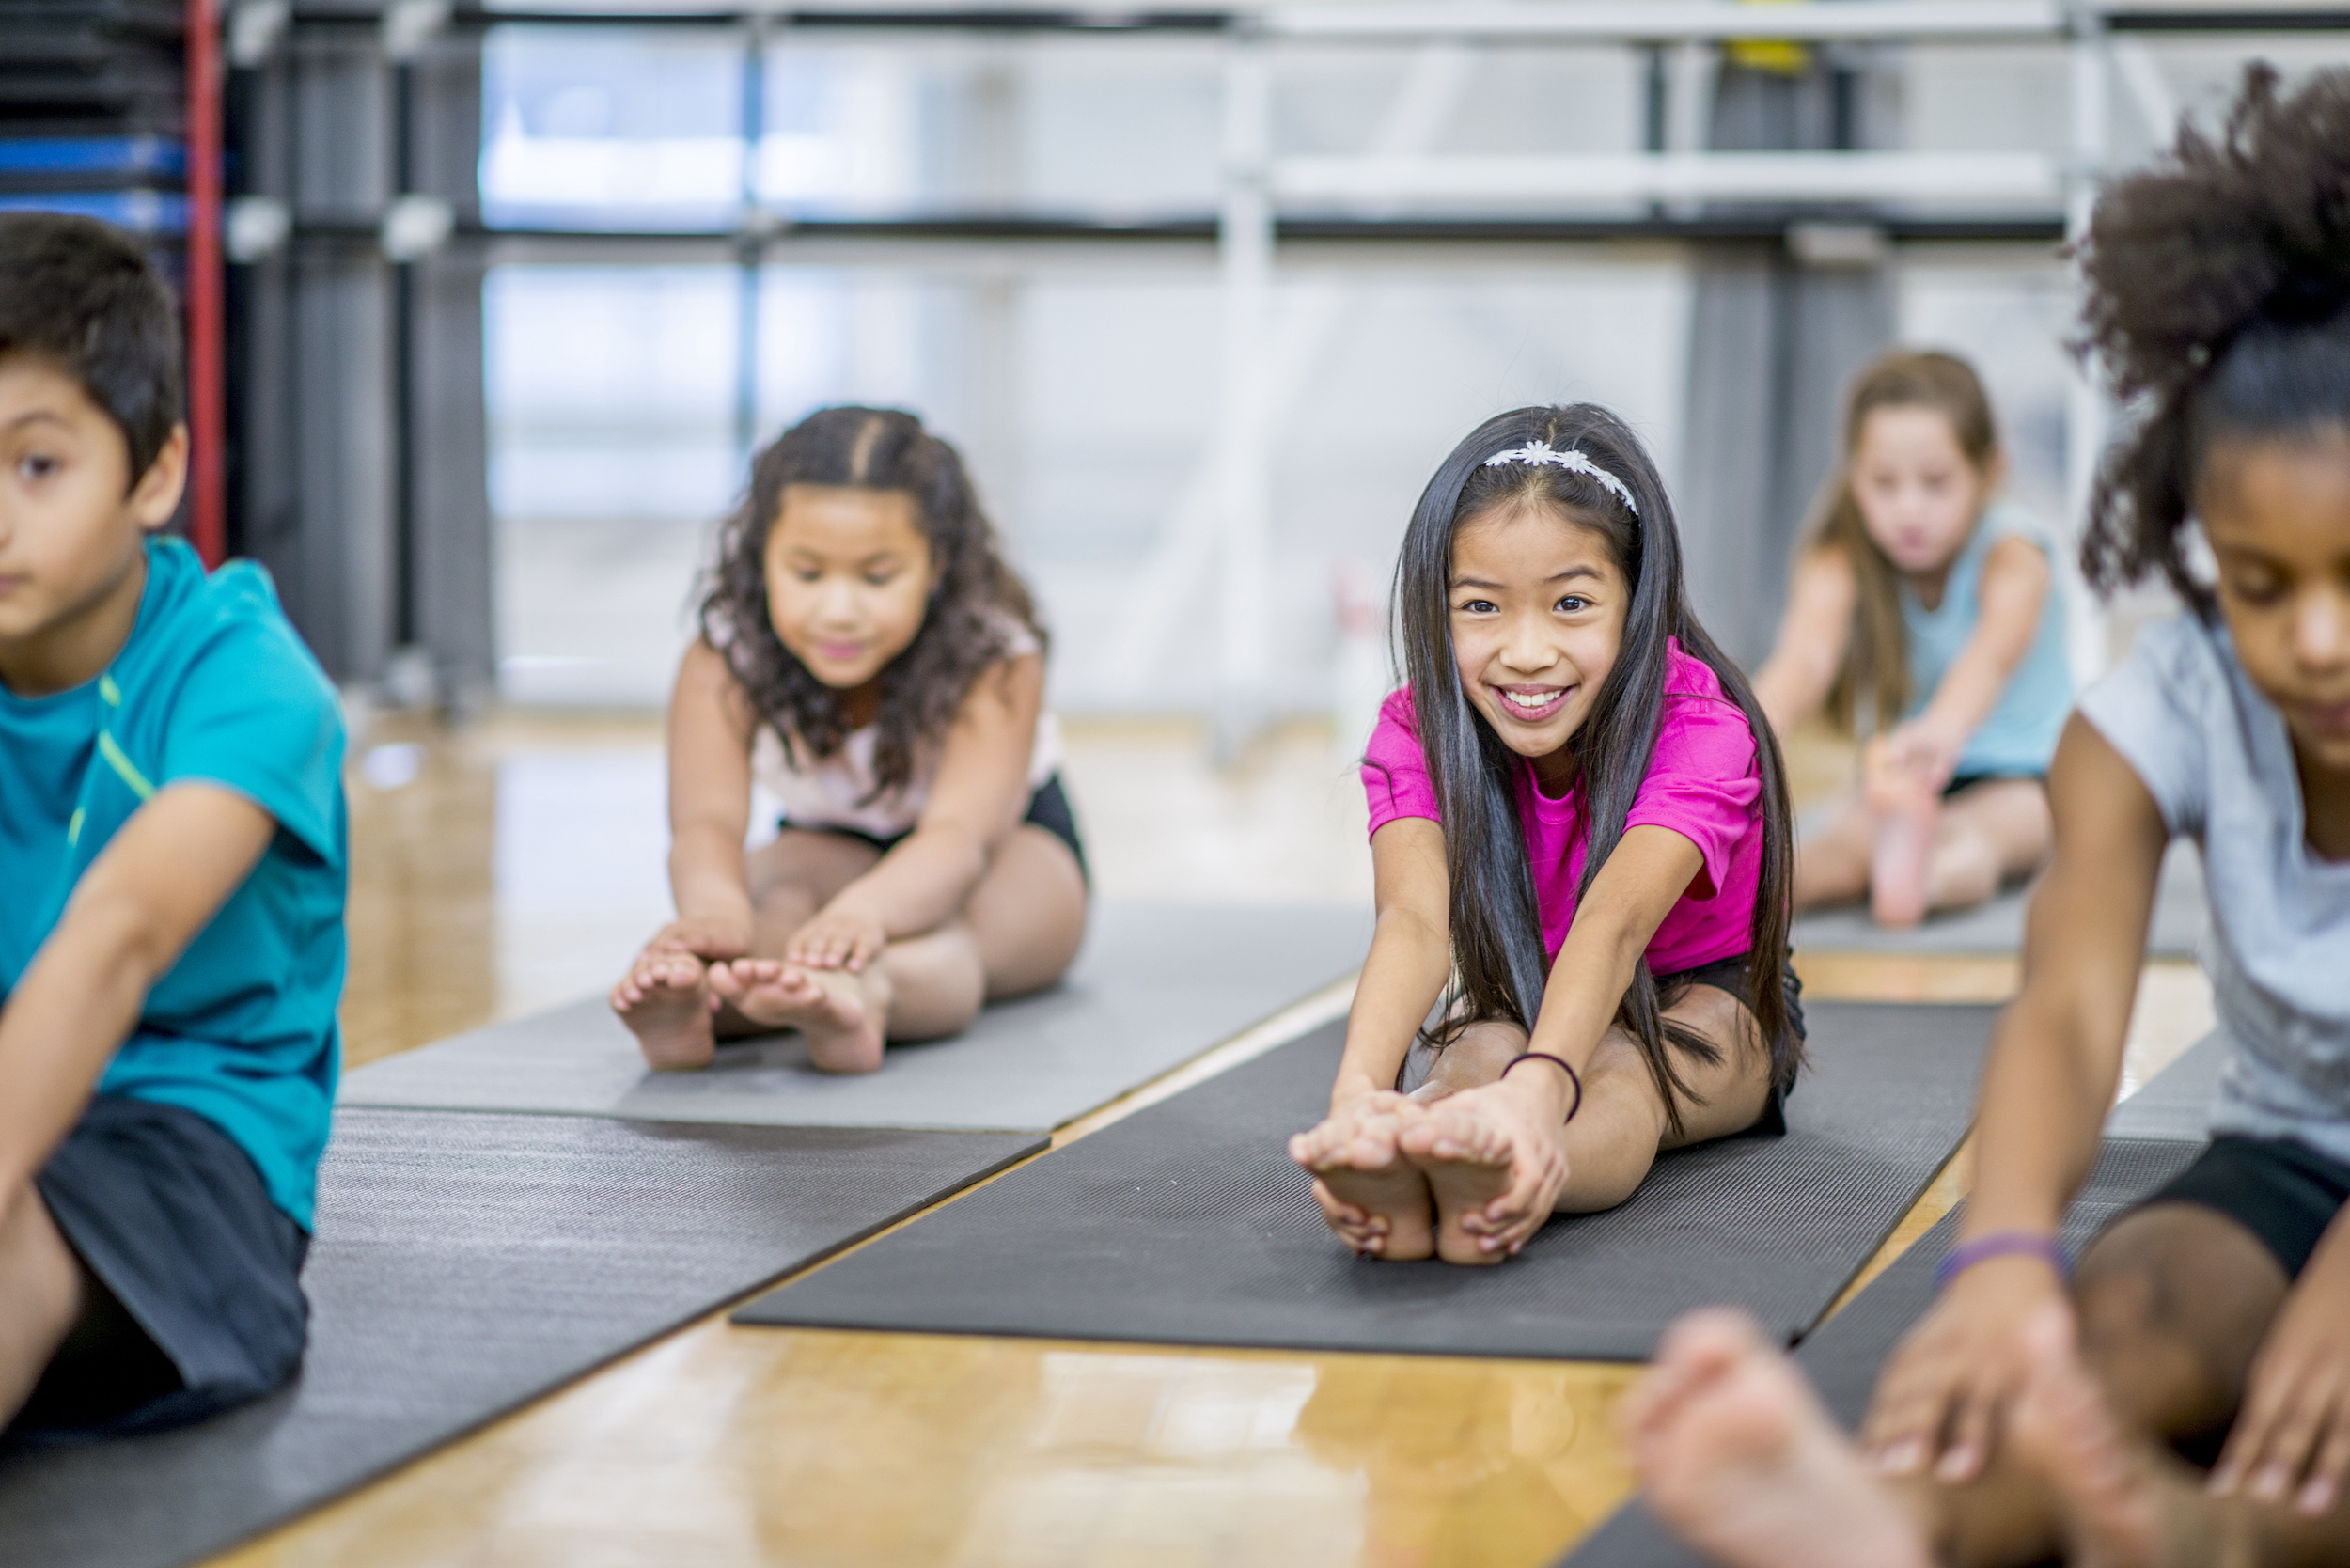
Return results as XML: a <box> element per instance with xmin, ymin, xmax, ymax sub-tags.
<box><xmin>1214</xmin><ymin>27</ymin><xmax>1273</xmax><ymax>759</ymax></box>
<box><xmin>735</xmin><ymin>14</ymin><xmax>767</xmax><ymax>463</ymax></box>
<box><xmin>2064</xmin><ymin>6</ymin><xmax>2111</xmax><ymax>679</ymax></box>
<box><xmin>185</xmin><ymin>0</ymin><xmax>227</xmax><ymax>565</ymax></box>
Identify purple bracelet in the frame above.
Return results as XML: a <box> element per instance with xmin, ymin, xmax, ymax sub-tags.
<box><xmin>1934</xmin><ymin>1231</ymin><xmax>2072</xmax><ymax>1293</ymax></box>
<box><xmin>1499</xmin><ymin>1051</ymin><xmax>1584</xmax><ymax>1123</ymax></box>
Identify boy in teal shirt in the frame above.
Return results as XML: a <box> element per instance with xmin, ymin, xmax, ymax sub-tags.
<box><xmin>0</xmin><ymin>213</ymin><xmax>345</xmax><ymax>1434</ymax></box>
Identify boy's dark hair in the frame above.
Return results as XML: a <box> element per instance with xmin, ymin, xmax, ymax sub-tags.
<box><xmin>699</xmin><ymin>405</ymin><xmax>1042</xmax><ymax>800</ymax></box>
<box><xmin>2078</xmin><ymin>64</ymin><xmax>2350</xmax><ymax>616</ymax></box>
<box><xmin>0</xmin><ymin>212</ymin><xmax>186</xmax><ymax>487</ymax></box>
<box><xmin>1381</xmin><ymin>404</ymin><xmax>1800</xmax><ymax>1137</ymax></box>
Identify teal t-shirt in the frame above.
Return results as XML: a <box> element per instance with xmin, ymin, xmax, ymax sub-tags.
<box><xmin>1899</xmin><ymin>500</ymin><xmax>2075</xmax><ymax>778</ymax></box>
<box><xmin>0</xmin><ymin>537</ymin><xmax>346</xmax><ymax>1230</ymax></box>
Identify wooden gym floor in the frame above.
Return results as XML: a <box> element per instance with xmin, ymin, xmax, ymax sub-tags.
<box><xmin>208</xmin><ymin>713</ymin><xmax>2214</xmax><ymax>1568</ymax></box>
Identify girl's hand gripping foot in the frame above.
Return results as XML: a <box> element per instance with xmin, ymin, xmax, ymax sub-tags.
<box><xmin>1399</xmin><ymin>1074</ymin><xmax>1571</xmax><ymax>1264</ymax></box>
<box><xmin>1861</xmin><ymin>1248</ymin><xmax>2068</xmax><ymax>1483</ymax></box>
<box><xmin>1287</xmin><ymin>1093</ymin><xmax>1436</xmax><ymax>1261</ymax></box>
<box><xmin>708</xmin><ymin>958</ymin><xmax>889</xmax><ymax>1074</ymax></box>
<box><xmin>612</xmin><ymin>949</ymin><xmax>719</xmax><ymax>1071</ymax></box>
<box><xmin>786</xmin><ymin>907</ymin><xmax>889</xmax><ymax>973</ymax></box>
<box><xmin>1629</xmin><ymin>1309</ymin><xmax>1933</xmax><ymax>1568</ymax></box>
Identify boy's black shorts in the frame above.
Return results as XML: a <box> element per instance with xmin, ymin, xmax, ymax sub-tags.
<box><xmin>2131</xmin><ymin>1134</ymin><xmax>2350</xmax><ymax>1281</ymax></box>
<box><xmin>11</xmin><ymin>1096</ymin><xmax>310</xmax><ymax>1439</ymax></box>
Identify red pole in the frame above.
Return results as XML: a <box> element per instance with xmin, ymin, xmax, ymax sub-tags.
<box><xmin>185</xmin><ymin>0</ymin><xmax>227</xmax><ymax>567</ymax></box>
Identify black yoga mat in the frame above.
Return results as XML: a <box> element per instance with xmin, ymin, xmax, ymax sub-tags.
<box><xmin>0</xmin><ymin>1108</ymin><xmax>1042</xmax><ymax>1568</ymax></box>
<box><xmin>735</xmin><ymin>1001</ymin><xmax>1994</xmax><ymax>1361</ymax></box>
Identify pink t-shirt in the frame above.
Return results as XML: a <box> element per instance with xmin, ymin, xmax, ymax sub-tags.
<box><xmin>1361</xmin><ymin>638</ymin><xmax>1765</xmax><ymax>975</ymax></box>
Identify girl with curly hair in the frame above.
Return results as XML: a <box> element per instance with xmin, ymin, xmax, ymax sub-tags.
<box><xmin>1287</xmin><ymin>403</ymin><xmax>1802</xmax><ymax>1266</ymax></box>
<box><xmin>1629</xmin><ymin>63</ymin><xmax>2350</xmax><ymax>1568</ymax></box>
<box><xmin>1753</xmin><ymin>350</ymin><xmax>2072</xmax><ymax>926</ymax></box>
<box><xmin>610</xmin><ymin>407</ymin><xmax>1086</xmax><ymax>1074</ymax></box>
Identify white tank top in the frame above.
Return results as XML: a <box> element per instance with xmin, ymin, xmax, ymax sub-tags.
<box><xmin>749</xmin><ymin>620</ymin><xmax>1060</xmax><ymax>839</ymax></box>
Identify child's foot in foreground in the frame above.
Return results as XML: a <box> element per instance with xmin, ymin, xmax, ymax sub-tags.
<box><xmin>1288</xmin><ymin>1094</ymin><xmax>1435</xmax><ymax>1261</ymax></box>
<box><xmin>709</xmin><ymin>958</ymin><xmax>889</xmax><ymax>1074</ymax></box>
<box><xmin>2008</xmin><ymin>1306</ymin><xmax>2232</xmax><ymax>1568</ymax></box>
<box><xmin>1865</xmin><ymin>741</ymin><xmax>1937</xmax><ymax>927</ymax></box>
<box><xmin>612</xmin><ymin>949</ymin><xmax>718</xmax><ymax>1070</ymax></box>
<box><xmin>1398</xmin><ymin>1082</ymin><xmax>1564</xmax><ymax>1265</ymax></box>
<box><xmin>1628</xmin><ymin>1308</ymin><xmax>1931</xmax><ymax>1568</ymax></box>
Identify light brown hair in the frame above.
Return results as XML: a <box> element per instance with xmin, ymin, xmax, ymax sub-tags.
<box><xmin>1805</xmin><ymin>350</ymin><xmax>2000</xmax><ymax>732</ymax></box>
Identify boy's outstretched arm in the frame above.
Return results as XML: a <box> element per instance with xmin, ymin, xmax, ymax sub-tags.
<box><xmin>1862</xmin><ymin>714</ymin><xmax>2165</xmax><ymax>1482</ymax></box>
<box><xmin>0</xmin><ymin>783</ymin><xmax>274</xmax><ymax>1197</ymax></box>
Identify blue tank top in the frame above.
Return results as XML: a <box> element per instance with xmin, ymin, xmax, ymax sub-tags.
<box><xmin>1899</xmin><ymin>500</ymin><xmax>2073</xmax><ymax>777</ymax></box>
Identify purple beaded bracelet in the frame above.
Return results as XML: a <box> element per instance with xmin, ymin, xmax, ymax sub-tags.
<box><xmin>1499</xmin><ymin>1051</ymin><xmax>1584</xmax><ymax>1123</ymax></box>
<box><xmin>1933</xmin><ymin>1231</ymin><xmax>2073</xmax><ymax>1294</ymax></box>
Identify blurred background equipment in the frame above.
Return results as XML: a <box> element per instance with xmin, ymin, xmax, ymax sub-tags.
<box><xmin>185</xmin><ymin>2</ymin><xmax>2344</xmax><ymax>736</ymax></box>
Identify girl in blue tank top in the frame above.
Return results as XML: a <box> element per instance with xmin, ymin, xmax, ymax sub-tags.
<box><xmin>1753</xmin><ymin>351</ymin><xmax>2073</xmax><ymax>925</ymax></box>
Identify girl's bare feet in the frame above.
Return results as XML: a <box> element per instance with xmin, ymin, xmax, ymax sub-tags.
<box><xmin>2008</xmin><ymin>1306</ymin><xmax>2231</xmax><ymax>1568</ymax></box>
<box><xmin>1288</xmin><ymin>1094</ymin><xmax>1436</xmax><ymax>1260</ymax></box>
<box><xmin>612</xmin><ymin>949</ymin><xmax>719</xmax><ymax>1070</ymax></box>
<box><xmin>1628</xmin><ymin>1309</ymin><xmax>1933</xmax><ymax>1568</ymax></box>
<box><xmin>1865</xmin><ymin>738</ymin><xmax>1938</xmax><ymax>927</ymax></box>
<box><xmin>709</xmin><ymin>957</ymin><xmax>889</xmax><ymax>1074</ymax></box>
<box><xmin>1398</xmin><ymin>1081</ymin><xmax>1569</xmax><ymax>1265</ymax></box>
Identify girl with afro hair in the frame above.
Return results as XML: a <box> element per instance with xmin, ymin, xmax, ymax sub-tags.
<box><xmin>1626</xmin><ymin>63</ymin><xmax>2350</xmax><ymax>1568</ymax></box>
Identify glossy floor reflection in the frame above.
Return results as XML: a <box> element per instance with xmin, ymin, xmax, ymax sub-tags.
<box><xmin>269</xmin><ymin>709</ymin><xmax>2212</xmax><ymax>1568</ymax></box>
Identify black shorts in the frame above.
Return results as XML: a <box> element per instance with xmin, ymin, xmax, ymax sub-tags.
<box><xmin>1942</xmin><ymin>771</ymin><xmax>2044</xmax><ymax>801</ymax></box>
<box><xmin>781</xmin><ymin>772</ymin><xmax>1088</xmax><ymax>883</ymax></box>
<box><xmin>1655</xmin><ymin>949</ymin><xmax>1808</xmax><ymax>1137</ymax></box>
<box><xmin>2128</xmin><ymin>1134</ymin><xmax>2350</xmax><ymax>1281</ymax></box>
<box><xmin>12</xmin><ymin>1096</ymin><xmax>310</xmax><ymax>1440</ymax></box>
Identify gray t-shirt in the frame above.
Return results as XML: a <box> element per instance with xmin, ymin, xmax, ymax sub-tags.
<box><xmin>2078</xmin><ymin>615</ymin><xmax>2350</xmax><ymax>1163</ymax></box>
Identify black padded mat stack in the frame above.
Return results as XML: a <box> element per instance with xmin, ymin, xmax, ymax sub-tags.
<box><xmin>736</xmin><ymin>1001</ymin><xmax>1994</xmax><ymax>1360</ymax></box>
<box><xmin>0</xmin><ymin>1109</ymin><xmax>1042</xmax><ymax>1568</ymax></box>
<box><xmin>1560</xmin><ymin>1141</ymin><xmax>2206</xmax><ymax>1565</ymax></box>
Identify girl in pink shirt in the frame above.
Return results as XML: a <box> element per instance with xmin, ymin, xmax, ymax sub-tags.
<box><xmin>1288</xmin><ymin>403</ymin><xmax>1802</xmax><ymax>1265</ymax></box>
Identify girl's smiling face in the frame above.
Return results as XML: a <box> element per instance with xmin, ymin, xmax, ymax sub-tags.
<box><xmin>1851</xmin><ymin>404</ymin><xmax>1997</xmax><ymax>579</ymax></box>
<box><xmin>1449</xmin><ymin>502</ymin><xmax>1629</xmax><ymax>790</ymax></box>
<box><xmin>2201</xmin><ymin>427</ymin><xmax>2350</xmax><ymax>775</ymax></box>
<box><xmin>762</xmin><ymin>483</ymin><xmax>935</xmax><ymax>693</ymax></box>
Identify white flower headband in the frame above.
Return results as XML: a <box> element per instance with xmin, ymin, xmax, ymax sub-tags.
<box><xmin>1480</xmin><ymin>440</ymin><xmax>1639</xmax><ymax>517</ymax></box>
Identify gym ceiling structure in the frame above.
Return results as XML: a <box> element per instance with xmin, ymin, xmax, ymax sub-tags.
<box><xmin>196</xmin><ymin>1</ymin><xmax>2350</xmax><ymax>736</ymax></box>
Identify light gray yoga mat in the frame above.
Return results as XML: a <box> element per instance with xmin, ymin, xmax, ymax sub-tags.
<box><xmin>1563</xmin><ymin>1024</ymin><xmax>2222</xmax><ymax>1566</ymax></box>
<box><xmin>1793</xmin><ymin>841</ymin><xmax>2205</xmax><ymax>959</ymax></box>
<box><xmin>735</xmin><ymin>1000</ymin><xmax>1994</xmax><ymax>1361</ymax></box>
<box><xmin>338</xmin><ymin>902</ymin><xmax>1374</xmax><ymax>1133</ymax></box>
<box><xmin>0</xmin><ymin>1108</ymin><xmax>1042</xmax><ymax>1568</ymax></box>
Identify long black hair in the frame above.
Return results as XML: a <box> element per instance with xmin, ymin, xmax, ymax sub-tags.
<box><xmin>1389</xmin><ymin>404</ymin><xmax>1798</xmax><ymax>1135</ymax></box>
<box><xmin>2077</xmin><ymin>64</ymin><xmax>2350</xmax><ymax>613</ymax></box>
<box><xmin>699</xmin><ymin>406</ymin><xmax>1042</xmax><ymax>799</ymax></box>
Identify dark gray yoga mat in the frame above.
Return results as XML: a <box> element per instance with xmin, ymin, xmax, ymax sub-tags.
<box><xmin>1563</xmin><ymin>1035</ymin><xmax>2223</xmax><ymax>1567</ymax></box>
<box><xmin>734</xmin><ymin>1001</ymin><xmax>1994</xmax><ymax>1360</ymax></box>
<box><xmin>2107</xmin><ymin>1031</ymin><xmax>2222</xmax><ymax>1143</ymax></box>
<box><xmin>1793</xmin><ymin>842</ymin><xmax>2204</xmax><ymax>959</ymax></box>
<box><xmin>0</xmin><ymin>1108</ymin><xmax>1042</xmax><ymax>1568</ymax></box>
<box><xmin>338</xmin><ymin>902</ymin><xmax>1371</xmax><ymax>1133</ymax></box>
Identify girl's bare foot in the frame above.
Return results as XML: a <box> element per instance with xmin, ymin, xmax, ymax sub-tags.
<box><xmin>709</xmin><ymin>958</ymin><xmax>889</xmax><ymax>1074</ymax></box>
<box><xmin>1629</xmin><ymin>1309</ymin><xmax>1933</xmax><ymax>1568</ymax></box>
<box><xmin>1288</xmin><ymin>1095</ymin><xmax>1436</xmax><ymax>1261</ymax></box>
<box><xmin>1398</xmin><ymin>1083</ymin><xmax>1566</xmax><ymax>1266</ymax></box>
<box><xmin>2008</xmin><ymin>1306</ymin><xmax>2230</xmax><ymax>1568</ymax></box>
<box><xmin>1865</xmin><ymin>740</ymin><xmax>1937</xmax><ymax>927</ymax></box>
<box><xmin>611</xmin><ymin>949</ymin><xmax>718</xmax><ymax>1070</ymax></box>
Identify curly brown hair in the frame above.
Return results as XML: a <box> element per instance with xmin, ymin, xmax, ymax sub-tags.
<box><xmin>2076</xmin><ymin>64</ymin><xmax>2350</xmax><ymax>616</ymax></box>
<box><xmin>698</xmin><ymin>406</ymin><xmax>1043</xmax><ymax>800</ymax></box>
